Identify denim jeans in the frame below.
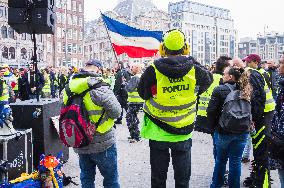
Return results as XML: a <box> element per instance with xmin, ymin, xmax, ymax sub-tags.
<box><xmin>149</xmin><ymin>139</ymin><xmax>192</xmax><ymax>188</ymax></box>
<box><xmin>78</xmin><ymin>144</ymin><xmax>120</xmax><ymax>188</ymax></box>
<box><xmin>210</xmin><ymin>132</ymin><xmax>249</xmax><ymax>188</ymax></box>
<box><xmin>279</xmin><ymin>169</ymin><xmax>284</xmax><ymax>188</ymax></box>
<box><xmin>242</xmin><ymin>136</ymin><xmax>252</xmax><ymax>159</ymax></box>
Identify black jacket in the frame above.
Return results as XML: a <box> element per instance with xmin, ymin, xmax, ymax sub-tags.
<box><xmin>113</xmin><ymin>68</ymin><xmax>132</xmax><ymax>96</ymax></box>
<box><xmin>18</xmin><ymin>70</ymin><xmax>45</xmax><ymax>100</ymax></box>
<box><xmin>138</xmin><ymin>56</ymin><xmax>213</xmax><ymax>134</ymax></box>
<box><xmin>249</xmin><ymin>69</ymin><xmax>266</xmax><ymax>123</ymax></box>
<box><xmin>207</xmin><ymin>81</ymin><xmax>237</xmax><ymax>134</ymax></box>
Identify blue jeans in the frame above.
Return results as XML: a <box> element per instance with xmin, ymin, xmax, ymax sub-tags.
<box><xmin>210</xmin><ymin>132</ymin><xmax>249</xmax><ymax>188</ymax></box>
<box><xmin>78</xmin><ymin>144</ymin><xmax>120</xmax><ymax>188</ymax></box>
<box><xmin>279</xmin><ymin>169</ymin><xmax>284</xmax><ymax>188</ymax></box>
<box><xmin>242</xmin><ymin>136</ymin><xmax>251</xmax><ymax>159</ymax></box>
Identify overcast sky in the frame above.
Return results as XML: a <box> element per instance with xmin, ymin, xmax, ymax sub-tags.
<box><xmin>84</xmin><ymin>0</ymin><xmax>284</xmax><ymax>40</ymax></box>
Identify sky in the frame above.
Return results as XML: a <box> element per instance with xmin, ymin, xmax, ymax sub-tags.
<box><xmin>84</xmin><ymin>0</ymin><xmax>284</xmax><ymax>40</ymax></box>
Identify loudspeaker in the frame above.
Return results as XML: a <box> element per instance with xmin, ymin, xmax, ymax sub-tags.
<box><xmin>8</xmin><ymin>0</ymin><xmax>56</xmax><ymax>34</ymax></box>
<box><xmin>10</xmin><ymin>99</ymin><xmax>69</xmax><ymax>167</ymax></box>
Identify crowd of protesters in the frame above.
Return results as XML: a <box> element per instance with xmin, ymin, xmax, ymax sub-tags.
<box><xmin>1</xmin><ymin>33</ymin><xmax>284</xmax><ymax>187</ymax></box>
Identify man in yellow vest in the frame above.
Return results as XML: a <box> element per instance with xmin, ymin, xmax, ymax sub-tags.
<box><xmin>243</xmin><ymin>54</ymin><xmax>275</xmax><ymax>188</ymax></box>
<box><xmin>138</xmin><ymin>29</ymin><xmax>212</xmax><ymax>187</ymax></box>
<box><xmin>63</xmin><ymin>59</ymin><xmax>122</xmax><ymax>188</ymax></box>
<box><xmin>125</xmin><ymin>63</ymin><xmax>144</xmax><ymax>143</ymax></box>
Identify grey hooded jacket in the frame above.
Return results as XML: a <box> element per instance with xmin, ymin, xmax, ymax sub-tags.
<box><xmin>70</xmin><ymin>71</ymin><xmax>122</xmax><ymax>154</ymax></box>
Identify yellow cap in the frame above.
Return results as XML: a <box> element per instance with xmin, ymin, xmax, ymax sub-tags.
<box><xmin>1</xmin><ymin>64</ymin><xmax>9</xmax><ymax>68</ymax></box>
<box><xmin>163</xmin><ymin>30</ymin><xmax>185</xmax><ymax>51</ymax></box>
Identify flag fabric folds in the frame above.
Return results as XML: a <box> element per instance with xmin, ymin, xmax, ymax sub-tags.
<box><xmin>101</xmin><ymin>14</ymin><xmax>163</xmax><ymax>58</ymax></box>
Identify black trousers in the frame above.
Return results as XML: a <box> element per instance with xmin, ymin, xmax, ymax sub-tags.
<box><xmin>252</xmin><ymin>111</ymin><xmax>274</xmax><ymax>187</ymax></box>
<box><xmin>116</xmin><ymin>94</ymin><xmax>128</xmax><ymax>122</ymax></box>
<box><xmin>149</xmin><ymin>139</ymin><xmax>192</xmax><ymax>188</ymax></box>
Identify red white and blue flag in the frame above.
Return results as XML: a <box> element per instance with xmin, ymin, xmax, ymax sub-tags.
<box><xmin>101</xmin><ymin>14</ymin><xmax>163</xmax><ymax>58</ymax></box>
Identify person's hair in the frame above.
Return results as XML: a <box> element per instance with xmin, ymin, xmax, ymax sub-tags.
<box><xmin>228</xmin><ymin>67</ymin><xmax>252</xmax><ymax>101</ymax></box>
<box><xmin>216</xmin><ymin>56</ymin><xmax>231</xmax><ymax>72</ymax></box>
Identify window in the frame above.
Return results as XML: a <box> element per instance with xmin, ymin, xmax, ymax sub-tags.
<box><xmin>0</xmin><ymin>6</ymin><xmax>4</xmax><ymax>18</ymax></box>
<box><xmin>9</xmin><ymin>47</ymin><xmax>15</xmax><ymax>59</ymax></box>
<box><xmin>1</xmin><ymin>26</ymin><xmax>7</xmax><ymax>38</ymax></box>
<box><xmin>67</xmin><ymin>0</ymin><xmax>71</xmax><ymax>10</ymax></box>
<box><xmin>73</xmin><ymin>15</ymin><xmax>77</xmax><ymax>25</ymax></box>
<box><xmin>2</xmin><ymin>46</ymin><xmax>8</xmax><ymax>59</ymax></box>
<box><xmin>67</xmin><ymin>43</ymin><xmax>72</xmax><ymax>53</ymax></box>
<box><xmin>68</xmin><ymin>14</ymin><xmax>72</xmax><ymax>25</ymax></box>
<box><xmin>72</xmin><ymin>1</ymin><xmax>77</xmax><ymax>11</ymax></box>
<box><xmin>72</xmin><ymin>44</ymin><xmax>77</xmax><ymax>53</ymax></box>
<box><xmin>72</xmin><ymin>29</ymin><xmax>77</xmax><ymax>40</ymax></box>
<box><xmin>21</xmin><ymin>33</ymin><xmax>26</xmax><ymax>40</ymax></box>
<box><xmin>56</xmin><ymin>0</ymin><xmax>62</xmax><ymax>8</ymax></box>
<box><xmin>57</xmin><ymin>12</ymin><xmax>61</xmax><ymax>23</ymax></box>
<box><xmin>62</xmin><ymin>13</ymin><xmax>66</xmax><ymax>24</ymax></box>
<box><xmin>79</xmin><ymin>31</ymin><xmax>83</xmax><ymax>40</ymax></box>
<box><xmin>78</xmin><ymin>45</ymin><xmax>82</xmax><ymax>54</ymax></box>
<box><xmin>78</xmin><ymin>17</ymin><xmax>83</xmax><ymax>26</ymax></box>
<box><xmin>21</xmin><ymin>48</ymin><xmax>27</xmax><ymax>59</ymax></box>
<box><xmin>8</xmin><ymin>27</ymin><xmax>14</xmax><ymax>39</ymax></box>
<box><xmin>78</xmin><ymin>3</ymin><xmax>83</xmax><ymax>12</ymax></box>
<box><xmin>57</xmin><ymin>42</ymin><xmax>62</xmax><ymax>53</ymax></box>
<box><xmin>67</xmin><ymin>29</ymin><xmax>72</xmax><ymax>39</ymax></box>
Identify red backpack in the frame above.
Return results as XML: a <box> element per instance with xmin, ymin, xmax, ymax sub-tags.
<box><xmin>59</xmin><ymin>83</ymin><xmax>105</xmax><ymax>148</ymax></box>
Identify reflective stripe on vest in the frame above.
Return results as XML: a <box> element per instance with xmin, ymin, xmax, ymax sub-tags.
<box><xmin>144</xmin><ymin>64</ymin><xmax>197</xmax><ymax>129</ymax></box>
<box><xmin>246</xmin><ymin>67</ymin><xmax>275</xmax><ymax>113</ymax></box>
<box><xmin>197</xmin><ymin>74</ymin><xmax>222</xmax><ymax>117</ymax></box>
<box><xmin>127</xmin><ymin>75</ymin><xmax>144</xmax><ymax>103</ymax></box>
<box><xmin>0</xmin><ymin>81</ymin><xmax>9</xmax><ymax>102</ymax></box>
<box><xmin>63</xmin><ymin>77</ymin><xmax>114</xmax><ymax>134</ymax></box>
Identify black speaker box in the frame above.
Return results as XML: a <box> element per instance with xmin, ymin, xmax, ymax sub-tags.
<box><xmin>0</xmin><ymin>129</ymin><xmax>33</xmax><ymax>181</ymax></box>
<box><xmin>10</xmin><ymin>99</ymin><xmax>69</xmax><ymax>167</ymax></box>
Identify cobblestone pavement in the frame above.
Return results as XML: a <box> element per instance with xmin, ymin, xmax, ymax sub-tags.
<box><xmin>64</xmin><ymin>113</ymin><xmax>280</xmax><ymax>188</ymax></box>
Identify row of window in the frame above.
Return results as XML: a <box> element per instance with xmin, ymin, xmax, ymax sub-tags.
<box><xmin>1</xmin><ymin>47</ymin><xmax>43</xmax><ymax>60</ymax></box>
<box><xmin>56</xmin><ymin>27</ymin><xmax>83</xmax><ymax>40</ymax></box>
<box><xmin>57</xmin><ymin>12</ymin><xmax>83</xmax><ymax>27</ymax></box>
<box><xmin>56</xmin><ymin>0</ymin><xmax>83</xmax><ymax>13</ymax></box>
<box><xmin>55</xmin><ymin>42</ymin><xmax>83</xmax><ymax>54</ymax></box>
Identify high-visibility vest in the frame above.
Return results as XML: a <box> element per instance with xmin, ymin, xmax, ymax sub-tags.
<box><xmin>0</xmin><ymin>80</ymin><xmax>9</xmax><ymax>103</ymax></box>
<box><xmin>127</xmin><ymin>74</ymin><xmax>144</xmax><ymax>103</ymax></box>
<box><xmin>246</xmin><ymin>67</ymin><xmax>275</xmax><ymax>113</ymax></box>
<box><xmin>197</xmin><ymin>74</ymin><xmax>222</xmax><ymax>117</ymax></box>
<box><xmin>63</xmin><ymin>77</ymin><xmax>114</xmax><ymax>134</ymax></box>
<box><xmin>143</xmin><ymin>64</ymin><xmax>197</xmax><ymax>130</ymax></box>
<box><xmin>42</xmin><ymin>76</ymin><xmax>51</xmax><ymax>94</ymax></box>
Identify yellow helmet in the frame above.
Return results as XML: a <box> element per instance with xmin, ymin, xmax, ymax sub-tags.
<box><xmin>159</xmin><ymin>29</ymin><xmax>190</xmax><ymax>56</ymax></box>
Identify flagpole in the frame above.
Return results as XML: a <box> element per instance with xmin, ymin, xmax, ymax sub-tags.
<box><xmin>100</xmin><ymin>11</ymin><xmax>120</xmax><ymax>67</ymax></box>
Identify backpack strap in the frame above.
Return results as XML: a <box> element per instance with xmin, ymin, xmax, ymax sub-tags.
<box><xmin>224</xmin><ymin>83</ymin><xmax>236</xmax><ymax>92</ymax></box>
<box><xmin>66</xmin><ymin>81</ymin><xmax>108</xmax><ymax>104</ymax></box>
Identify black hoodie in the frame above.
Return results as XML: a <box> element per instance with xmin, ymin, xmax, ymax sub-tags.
<box><xmin>138</xmin><ymin>56</ymin><xmax>213</xmax><ymax>134</ymax></box>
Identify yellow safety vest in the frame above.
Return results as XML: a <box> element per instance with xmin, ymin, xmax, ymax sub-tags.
<box><xmin>197</xmin><ymin>74</ymin><xmax>222</xmax><ymax>117</ymax></box>
<box><xmin>63</xmin><ymin>77</ymin><xmax>114</xmax><ymax>134</ymax></box>
<box><xmin>42</xmin><ymin>76</ymin><xmax>51</xmax><ymax>94</ymax></box>
<box><xmin>144</xmin><ymin>64</ymin><xmax>197</xmax><ymax>129</ymax></box>
<box><xmin>246</xmin><ymin>67</ymin><xmax>275</xmax><ymax>113</ymax></box>
<box><xmin>127</xmin><ymin>74</ymin><xmax>144</xmax><ymax>103</ymax></box>
<box><xmin>0</xmin><ymin>80</ymin><xmax>9</xmax><ymax>102</ymax></box>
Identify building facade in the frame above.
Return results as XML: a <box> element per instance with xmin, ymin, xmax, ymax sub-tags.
<box><xmin>257</xmin><ymin>32</ymin><xmax>284</xmax><ymax>61</ymax></box>
<box><xmin>0</xmin><ymin>0</ymin><xmax>45</xmax><ymax>68</ymax></box>
<box><xmin>168</xmin><ymin>0</ymin><xmax>237</xmax><ymax>65</ymax></box>
<box><xmin>238</xmin><ymin>37</ymin><xmax>257</xmax><ymax>59</ymax></box>
<box><xmin>46</xmin><ymin>0</ymin><xmax>84</xmax><ymax>68</ymax></box>
<box><xmin>84</xmin><ymin>0</ymin><xmax>170</xmax><ymax>68</ymax></box>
